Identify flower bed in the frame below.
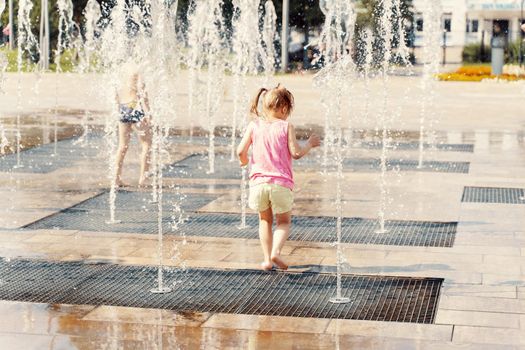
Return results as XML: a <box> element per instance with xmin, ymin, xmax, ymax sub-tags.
<box><xmin>436</xmin><ymin>65</ymin><xmax>525</xmax><ymax>82</ymax></box>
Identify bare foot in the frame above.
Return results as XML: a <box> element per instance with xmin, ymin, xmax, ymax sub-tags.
<box><xmin>138</xmin><ymin>178</ymin><xmax>150</xmax><ymax>188</ymax></box>
<box><xmin>114</xmin><ymin>180</ymin><xmax>129</xmax><ymax>188</ymax></box>
<box><xmin>271</xmin><ymin>255</ymin><xmax>288</xmax><ymax>270</ymax></box>
<box><xmin>261</xmin><ymin>262</ymin><xmax>273</xmax><ymax>271</ymax></box>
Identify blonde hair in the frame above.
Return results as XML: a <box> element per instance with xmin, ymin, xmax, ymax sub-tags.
<box><xmin>250</xmin><ymin>84</ymin><xmax>295</xmax><ymax>117</ymax></box>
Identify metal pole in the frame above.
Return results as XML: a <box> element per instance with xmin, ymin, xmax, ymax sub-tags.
<box><xmin>281</xmin><ymin>0</ymin><xmax>289</xmax><ymax>72</ymax></box>
<box><xmin>8</xmin><ymin>0</ymin><xmax>13</xmax><ymax>49</ymax></box>
<box><xmin>518</xmin><ymin>0</ymin><xmax>525</xmax><ymax>67</ymax></box>
<box><xmin>442</xmin><ymin>30</ymin><xmax>446</xmax><ymax>66</ymax></box>
<box><xmin>40</xmin><ymin>0</ymin><xmax>50</xmax><ymax>70</ymax></box>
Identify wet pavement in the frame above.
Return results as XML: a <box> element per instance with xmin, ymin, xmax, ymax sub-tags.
<box><xmin>0</xmin><ymin>74</ymin><xmax>525</xmax><ymax>349</ymax></box>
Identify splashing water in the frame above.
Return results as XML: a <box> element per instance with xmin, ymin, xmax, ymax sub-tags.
<box><xmin>317</xmin><ymin>0</ymin><xmax>356</xmax><ymax>305</ymax></box>
<box><xmin>53</xmin><ymin>0</ymin><xmax>75</xmax><ymax>155</ymax></box>
<box><xmin>74</xmin><ymin>0</ymin><xmax>102</xmax><ymax>146</ymax></box>
<box><xmin>230</xmin><ymin>0</ymin><xmax>265</xmax><ymax>228</ymax></box>
<box><xmin>14</xmin><ymin>0</ymin><xmax>39</xmax><ymax>169</ymax></box>
<box><xmin>0</xmin><ymin>2</ymin><xmax>7</xmax><ymax>155</ymax></box>
<box><xmin>100</xmin><ymin>0</ymin><xmax>128</xmax><ymax>225</ymax></box>
<box><xmin>186</xmin><ymin>0</ymin><xmax>227</xmax><ymax>174</ymax></box>
<box><xmin>418</xmin><ymin>1</ymin><xmax>442</xmax><ymax>168</ymax></box>
<box><xmin>261</xmin><ymin>1</ymin><xmax>279</xmax><ymax>82</ymax></box>
<box><xmin>375</xmin><ymin>0</ymin><xmax>394</xmax><ymax>234</ymax></box>
<box><xmin>148</xmin><ymin>0</ymin><xmax>178</xmax><ymax>294</ymax></box>
<box><xmin>230</xmin><ymin>0</ymin><xmax>265</xmax><ymax>160</ymax></box>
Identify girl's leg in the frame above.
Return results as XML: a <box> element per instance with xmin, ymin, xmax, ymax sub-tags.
<box><xmin>271</xmin><ymin>211</ymin><xmax>291</xmax><ymax>270</ymax></box>
<box><xmin>134</xmin><ymin>120</ymin><xmax>152</xmax><ymax>186</ymax></box>
<box><xmin>115</xmin><ymin>122</ymin><xmax>132</xmax><ymax>187</ymax></box>
<box><xmin>259</xmin><ymin>207</ymin><xmax>273</xmax><ymax>270</ymax></box>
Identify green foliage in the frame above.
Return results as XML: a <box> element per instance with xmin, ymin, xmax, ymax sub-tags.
<box><xmin>1</xmin><ymin>47</ymin><xmax>79</xmax><ymax>72</ymax></box>
<box><xmin>506</xmin><ymin>39</ymin><xmax>522</xmax><ymax>64</ymax></box>
<box><xmin>462</xmin><ymin>43</ymin><xmax>491</xmax><ymax>63</ymax></box>
<box><xmin>354</xmin><ymin>0</ymin><xmax>414</xmax><ymax>67</ymax></box>
<box><xmin>1</xmin><ymin>0</ymin><xmax>90</xmax><ymax>64</ymax></box>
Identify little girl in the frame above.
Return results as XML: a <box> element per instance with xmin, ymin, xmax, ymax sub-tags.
<box><xmin>237</xmin><ymin>85</ymin><xmax>321</xmax><ymax>271</ymax></box>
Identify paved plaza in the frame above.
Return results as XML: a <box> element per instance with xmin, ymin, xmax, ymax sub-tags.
<box><xmin>0</xmin><ymin>72</ymin><xmax>525</xmax><ymax>349</ymax></box>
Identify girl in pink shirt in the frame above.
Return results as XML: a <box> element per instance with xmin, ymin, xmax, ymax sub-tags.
<box><xmin>237</xmin><ymin>85</ymin><xmax>321</xmax><ymax>271</ymax></box>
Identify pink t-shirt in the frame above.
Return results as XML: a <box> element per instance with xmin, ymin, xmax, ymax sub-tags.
<box><xmin>249</xmin><ymin>119</ymin><xmax>294</xmax><ymax>190</ymax></box>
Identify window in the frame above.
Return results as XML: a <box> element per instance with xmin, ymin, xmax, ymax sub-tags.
<box><xmin>467</xmin><ymin>19</ymin><xmax>479</xmax><ymax>33</ymax></box>
<box><xmin>442</xmin><ymin>13</ymin><xmax>452</xmax><ymax>32</ymax></box>
<box><xmin>416</xmin><ymin>15</ymin><xmax>424</xmax><ymax>32</ymax></box>
<box><xmin>472</xmin><ymin>20</ymin><xmax>479</xmax><ymax>32</ymax></box>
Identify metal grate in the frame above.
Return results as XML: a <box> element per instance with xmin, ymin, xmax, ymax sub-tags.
<box><xmin>164</xmin><ymin>154</ymin><xmax>241</xmax><ymax>179</ymax></box>
<box><xmin>462</xmin><ymin>186</ymin><xmax>525</xmax><ymax>204</ymax></box>
<box><xmin>24</xmin><ymin>190</ymin><xmax>219</xmax><ymax>232</ymax></box>
<box><xmin>0</xmin><ymin>259</ymin><xmax>442</xmax><ymax>324</ymax></box>
<box><xmin>0</xmin><ymin>137</ymin><xmax>102</xmax><ymax>173</ymax></box>
<box><xmin>343</xmin><ymin>158</ymin><xmax>470</xmax><ymax>174</ymax></box>
<box><xmin>167</xmin><ymin>155</ymin><xmax>470</xmax><ymax>179</ymax></box>
<box><xmin>26</xmin><ymin>195</ymin><xmax>457</xmax><ymax>247</ymax></box>
<box><xmin>177</xmin><ymin>214</ymin><xmax>456</xmax><ymax>247</ymax></box>
<box><xmin>354</xmin><ymin>142</ymin><xmax>474</xmax><ymax>153</ymax></box>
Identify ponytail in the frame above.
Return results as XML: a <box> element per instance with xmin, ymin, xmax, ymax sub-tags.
<box><xmin>250</xmin><ymin>88</ymin><xmax>267</xmax><ymax>117</ymax></box>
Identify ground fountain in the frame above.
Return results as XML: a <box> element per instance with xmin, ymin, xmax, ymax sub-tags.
<box><xmin>100</xmin><ymin>0</ymin><xmax>128</xmax><ymax>225</ymax></box>
<box><xmin>0</xmin><ymin>2</ymin><xmax>8</xmax><ymax>155</ymax></box>
<box><xmin>15</xmin><ymin>0</ymin><xmax>39</xmax><ymax>168</ymax></box>
<box><xmin>375</xmin><ymin>0</ymin><xmax>394</xmax><ymax>234</ymax></box>
<box><xmin>417</xmin><ymin>0</ymin><xmax>442</xmax><ymax>168</ymax></box>
<box><xmin>261</xmin><ymin>0</ymin><xmax>279</xmax><ymax>83</ymax></box>
<box><xmin>230</xmin><ymin>0</ymin><xmax>266</xmax><ymax>229</ymax></box>
<box><xmin>74</xmin><ymin>0</ymin><xmax>102</xmax><ymax>146</ymax></box>
<box><xmin>53</xmin><ymin>0</ymin><xmax>75</xmax><ymax>155</ymax></box>
<box><xmin>186</xmin><ymin>0</ymin><xmax>227</xmax><ymax>174</ymax></box>
<box><xmin>316</xmin><ymin>0</ymin><xmax>356</xmax><ymax>304</ymax></box>
<box><xmin>148</xmin><ymin>0</ymin><xmax>178</xmax><ymax>294</ymax></box>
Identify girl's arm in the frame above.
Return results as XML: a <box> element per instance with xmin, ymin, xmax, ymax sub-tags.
<box><xmin>236</xmin><ymin>123</ymin><xmax>253</xmax><ymax>167</ymax></box>
<box><xmin>288</xmin><ymin>123</ymin><xmax>321</xmax><ymax>160</ymax></box>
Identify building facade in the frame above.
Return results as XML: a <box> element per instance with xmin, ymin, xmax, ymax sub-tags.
<box><xmin>412</xmin><ymin>0</ymin><xmax>524</xmax><ymax>63</ymax></box>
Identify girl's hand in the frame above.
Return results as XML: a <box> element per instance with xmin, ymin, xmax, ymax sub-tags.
<box><xmin>308</xmin><ymin>134</ymin><xmax>321</xmax><ymax>148</ymax></box>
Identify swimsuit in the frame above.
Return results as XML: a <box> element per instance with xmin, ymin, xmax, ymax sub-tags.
<box><xmin>119</xmin><ymin>102</ymin><xmax>145</xmax><ymax>123</ymax></box>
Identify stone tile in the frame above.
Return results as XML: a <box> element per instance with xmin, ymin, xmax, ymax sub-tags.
<box><xmin>435</xmin><ymin>309</ymin><xmax>520</xmax><ymax>328</ymax></box>
<box><xmin>451</xmin><ymin>245</ymin><xmax>522</xmax><ymax>257</ymax></box>
<box><xmin>0</xmin><ymin>210</ymin><xmax>57</xmax><ymax>229</ymax></box>
<box><xmin>222</xmin><ymin>252</ymin><xmax>324</xmax><ymax>267</ymax></box>
<box><xmin>439</xmin><ymin>295</ymin><xmax>525</xmax><ymax>314</ymax></box>
<box><xmin>384</xmin><ymin>251</ymin><xmax>483</xmax><ymax>264</ymax></box>
<box><xmin>325</xmin><ymin>319</ymin><xmax>453</xmax><ymax>341</ymax></box>
<box><xmin>453</xmin><ymin>326</ymin><xmax>525</xmax><ymax>345</ymax></box>
<box><xmin>0</xmin><ymin>301</ymin><xmax>96</xmax><ymax>335</ymax></box>
<box><xmin>442</xmin><ymin>284</ymin><xmax>517</xmax><ymax>299</ymax></box>
<box><xmin>0</xmin><ymin>333</ymin><xmax>59</xmax><ymax>350</ymax></box>
<box><xmin>202</xmin><ymin>313</ymin><xmax>331</xmax><ymax>334</ymax></box>
<box><xmin>518</xmin><ymin>287</ymin><xmax>525</xmax><ymax>299</ymax></box>
<box><xmin>482</xmin><ymin>273</ymin><xmax>525</xmax><ymax>286</ymax></box>
<box><xmin>483</xmin><ymin>255</ymin><xmax>525</xmax><ymax>266</ymax></box>
<box><xmin>83</xmin><ymin>305</ymin><xmax>212</xmax><ymax>327</ymax></box>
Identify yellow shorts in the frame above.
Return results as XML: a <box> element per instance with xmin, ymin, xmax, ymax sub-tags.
<box><xmin>249</xmin><ymin>183</ymin><xmax>294</xmax><ymax>214</ymax></box>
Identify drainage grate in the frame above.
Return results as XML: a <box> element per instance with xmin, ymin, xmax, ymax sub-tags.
<box><xmin>164</xmin><ymin>154</ymin><xmax>241</xmax><ymax>179</ymax></box>
<box><xmin>26</xmin><ymin>198</ymin><xmax>457</xmax><ymax>247</ymax></box>
<box><xmin>343</xmin><ymin>158</ymin><xmax>470</xmax><ymax>174</ymax></box>
<box><xmin>24</xmin><ymin>190</ymin><xmax>219</xmax><ymax>232</ymax></box>
<box><xmin>355</xmin><ymin>142</ymin><xmax>474</xmax><ymax>153</ymax></box>
<box><xmin>166</xmin><ymin>155</ymin><xmax>470</xmax><ymax>179</ymax></box>
<box><xmin>0</xmin><ymin>137</ymin><xmax>102</xmax><ymax>173</ymax></box>
<box><xmin>177</xmin><ymin>214</ymin><xmax>456</xmax><ymax>247</ymax></box>
<box><xmin>462</xmin><ymin>186</ymin><xmax>525</xmax><ymax>204</ymax></box>
<box><xmin>0</xmin><ymin>259</ymin><xmax>442</xmax><ymax>323</ymax></box>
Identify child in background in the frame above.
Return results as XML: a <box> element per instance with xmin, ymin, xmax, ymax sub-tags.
<box><xmin>237</xmin><ymin>85</ymin><xmax>321</xmax><ymax>270</ymax></box>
